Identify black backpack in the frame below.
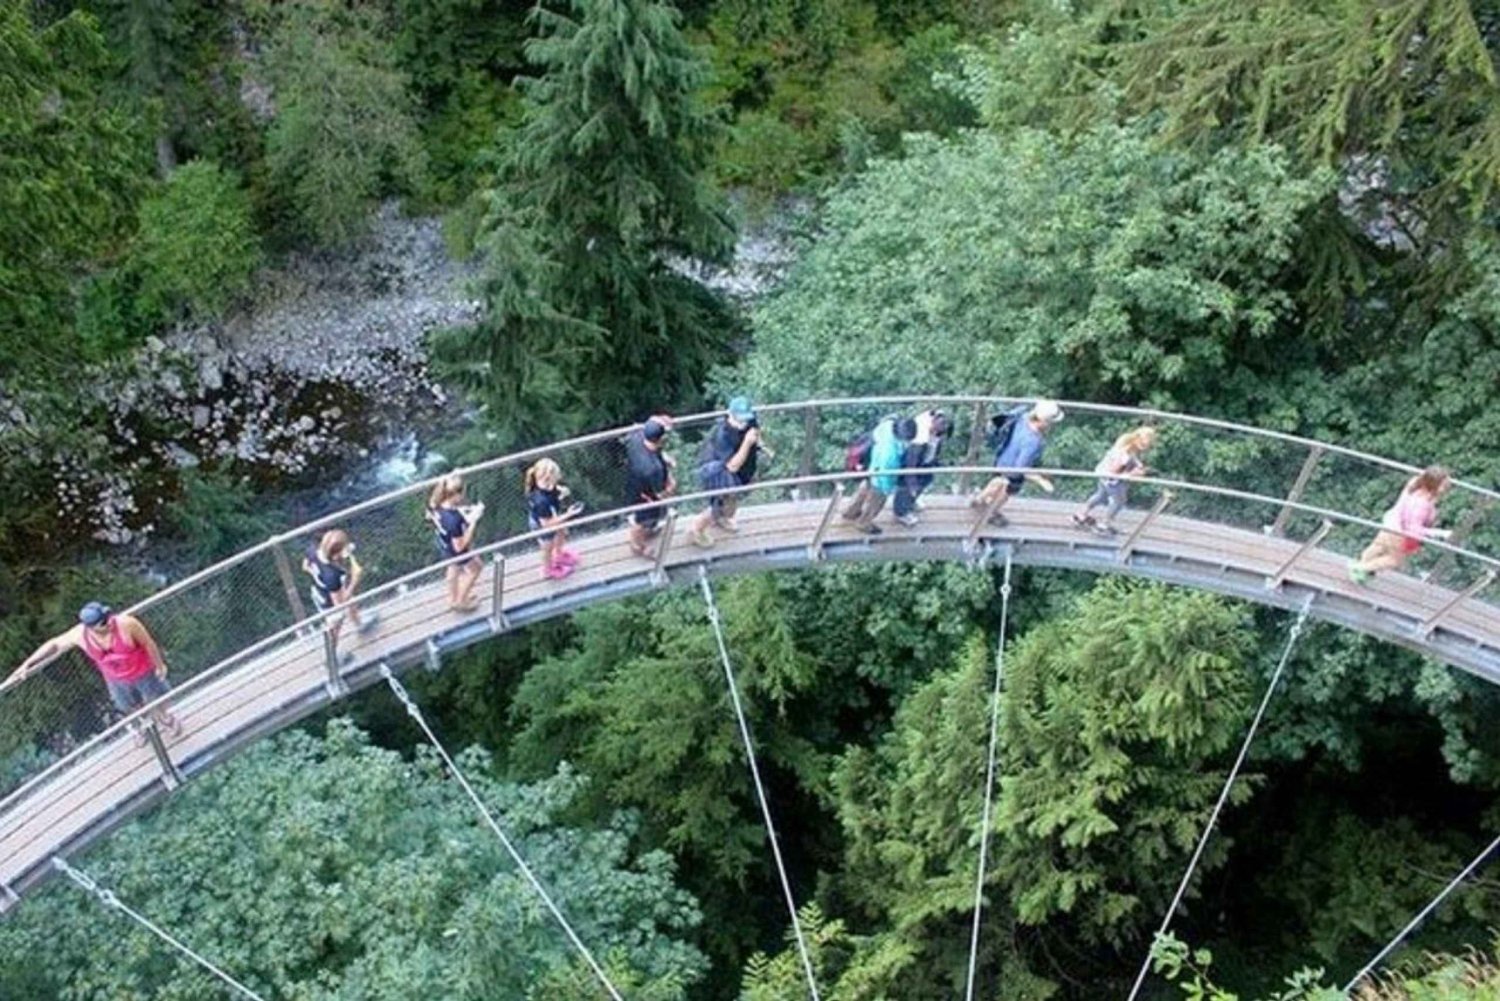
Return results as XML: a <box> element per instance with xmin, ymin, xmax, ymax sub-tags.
<box><xmin>986</xmin><ymin>404</ymin><xmax>1030</xmax><ymax>454</ymax></box>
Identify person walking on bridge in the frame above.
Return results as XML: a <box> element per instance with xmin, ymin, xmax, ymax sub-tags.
<box><xmin>525</xmin><ymin>458</ymin><xmax>585</xmax><ymax>580</ymax></box>
<box><xmin>971</xmin><ymin>400</ymin><xmax>1062</xmax><ymax>526</ymax></box>
<box><xmin>842</xmin><ymin>415</ymin><xmax>917</xmax><ymax>534</ymax></box>
<box><xmin>893</xmin><ymin>407</ymin><xmax>950</xmax><ymax>526</ymax></box>
<box><xmin>7</xmin><ymin>603</ymin><xmax>181</xmax><ymax>744</ymax></box>
<box><xmin>427</xmin><ymin>474</ymin><xmax>485</xmax><ymax>611</ymax></box>
<box><xmin>1072</xmin><ymin>426</ymin><xmax>1157</xmax><ymax>536</ymax></box>
<box><xmin>624</xmin><ymin>415</ymin><xmax>677</xmax><ymax>558</ymax></box>
<box><xmin>1349</xmin><ymin>465</ymin><xmax>1453</xmax><ymax>584</ymax></box>
<box><xmin>303</xmin><ymin>529</ymin><xmax>376</xmax><ymax>663</ymax></box>
<box><xmin>688</xmin><ymin>396</ymin><xmax>766</xmax><ymax>548</ymax></box>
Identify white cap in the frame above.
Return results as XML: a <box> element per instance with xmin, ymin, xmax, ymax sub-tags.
<box><xmin>1032</xmin><ymin>399</ymin><xmax>1065</xmax><ymax>424</ymax></box>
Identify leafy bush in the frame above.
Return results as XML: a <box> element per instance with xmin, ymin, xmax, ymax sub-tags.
<box><xmin>160</xmin><ymin>469</ymin><xmax>282</xmax><ymax>565</ymax></box>
<box><xmin>131</xmin><ymin>160</ymin><xmax>261</xmax><ymax>323</ymax></box>
<box><xmin>263</xmin><ymin>0</ymin><xmax>426</xmax><ymax>246</ymax></box>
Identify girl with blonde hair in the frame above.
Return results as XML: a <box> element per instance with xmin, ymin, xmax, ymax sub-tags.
<box><xmin>524</xmin><ymin>458</ymin><xmax>584</xmax><ymax>579</ymax></box>
<box><xmin>302</xmin><ymin>528</ymin><xmax>376</xmax><ymax>661</ymax></box>
<box><xmin>1073</xmin><ymin>426</ymin><xmax>1157</xmax><ymax>535</ymax></box>
<box><xmin>1349</xmin><ymin>465</ymin><xmax>1453</xmax><ymax>583</ymax></box>
<box><xmin>426</xmin><ymin>473</ymin><xmax>484</xmax><ymax>611</ymax></box>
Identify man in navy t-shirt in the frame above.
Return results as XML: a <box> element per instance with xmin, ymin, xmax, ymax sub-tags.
<box><xmin>972</xmin><ymin>400</ymin><xmax>1063</xmax><ymax>527</ymax></box>
<box><xmin>624</xmin><ymin>415</ymin><xmax>677</xmax><ymax>557</ymax></box>
<box><xmin>687</xmin><ymin>396</ymin><xmax>763</xmax><ymax>548</ymax></box>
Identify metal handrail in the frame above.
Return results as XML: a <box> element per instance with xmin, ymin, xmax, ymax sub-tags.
<box><xmin>87</xmin><ymin>395</ymin><xmax>1500</xmax><ymax>626</ymax></box>
<box><xmin>6</xmin><ymin>458</ymin><xmax>1497</xmax><ymax>824</ymax></box>
<box><xmin>8</xmin><ymin>392</ymin><xmax>1500</xmax><ymax>814</ymax></box>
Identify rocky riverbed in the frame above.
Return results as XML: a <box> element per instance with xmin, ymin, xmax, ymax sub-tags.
<box><xmin>30</xmin><ymin>198</ymin><xmax>802</xmax><ymax>551</ymax></box>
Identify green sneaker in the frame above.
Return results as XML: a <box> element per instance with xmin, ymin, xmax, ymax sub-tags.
<box><xmin>1347</xmin><ymin>563</ymin><xmax>1373</xmax><ymax>585</ymax></box>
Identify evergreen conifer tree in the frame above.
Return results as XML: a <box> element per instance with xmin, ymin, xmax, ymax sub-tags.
<box><xmin>435</xmin><ymin>0</ymin><xmax>735</xmax><ymax>446</ymax></box>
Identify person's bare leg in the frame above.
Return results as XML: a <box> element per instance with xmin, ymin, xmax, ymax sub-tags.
<box><xmin>689</xmin><ymin>509</ymin><xmax>715</xmax><ymax>546</ymax></box>
<box><xmin>446</xmin><ymin>565</ymin><xmax>460</xmax><ymax>607</ymax></box>
<box><xmin>461</xmin><ymin>562</ymin><xmax>482</xmax><ymax>605</ymax></box>
<box><xmin>975</xmin><ymin>476</ymin><xmax>1007</xmax><ymax>507</ymax></box>
<box><xmin>1358</xmin><ymin>534</ymin><xmax>1409</xmax><ymax>574</ymax></box>
<box><xmin>151</xmin><ymin>705</ymin><xmax>180</xmax><ymax>734</ymax></box>
<box><xmin>716</xmin><ymin>496</ymin><xmax>741</xmax><ymax>532</ymax></box>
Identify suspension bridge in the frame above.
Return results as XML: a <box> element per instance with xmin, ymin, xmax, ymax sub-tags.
<box><xmin>3</xmin><ymin>395</ymin><xmax>1499</xmax><ymax>998</ymax></box>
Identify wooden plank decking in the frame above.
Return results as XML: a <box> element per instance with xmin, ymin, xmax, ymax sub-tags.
<box><xmin>2</xmin><ymin>493</ymin><xmax>1497</xmax><ymax>910</ymax></box>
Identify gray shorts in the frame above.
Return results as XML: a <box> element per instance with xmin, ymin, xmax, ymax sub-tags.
<box><xmin>106</xmin><ymin>673</ymin><xmax>170</xmax><ymax>713</ymax></box>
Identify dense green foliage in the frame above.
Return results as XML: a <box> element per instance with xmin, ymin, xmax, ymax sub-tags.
<box><xmin>732</xmin><ymin>122</ymin><xmax>1330</xmax><ymax>413</ymax></box>
<box><xmin>261</xmin><ymin>0</ymin><xmax>426</xmax><ymax>246</ymax></box>
<box><xmin>129</xmin><ymin>161</ymin><xmax>261</xmax><ymax>324</ymax></box>
<box><xmin>9</xmin><ymin>0</ymin><xmax>1500</xmax><ymax>998</ymax></box>
<box><xmin>0</xmin><ymin>0</ymin><xmax>146</xmax><ymax>374</ymax></box>
<box><xmin>433</xmin><ymin>0</ymin><xmax>736</xmax><ymax>445</ymax></box>
<box><xmin>0</xmin><ymin>722</ymin><xmax>705</xmax><ymax>999</ymax></box>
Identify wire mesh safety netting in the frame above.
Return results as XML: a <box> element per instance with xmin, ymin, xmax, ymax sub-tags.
<box><xmin>3</xmin><ymin>396</ymin><xmax>1499</xmax><ymax>811</ymax></box>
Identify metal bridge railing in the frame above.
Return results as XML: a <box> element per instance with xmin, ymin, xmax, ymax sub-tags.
<box><xmin>2</xmin><ymin>397</ymin><xmax>1497</xmax><ymax>804</ymax></box>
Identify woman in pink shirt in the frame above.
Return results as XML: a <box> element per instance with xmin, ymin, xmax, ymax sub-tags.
<box><xmin>6</xmin><ymin>602</ymin><xmax>181</xmax><ymax>743</ymax></box>
<box><xmin>1349</xmin><ymin>466</ymin><xmax>1452</xmax><ymax>583</ymax></box>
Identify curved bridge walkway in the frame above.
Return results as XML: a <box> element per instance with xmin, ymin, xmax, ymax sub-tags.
<box><xmin>2</xmin><ymin>396</ymin><xmax>1499</xmax><ymax>916</ymax></box>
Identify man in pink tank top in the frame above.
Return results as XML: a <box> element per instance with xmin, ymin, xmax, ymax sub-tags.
<box><xmin>6</xmin><ymin>602</ymin><xmax>181</xmax><ymax>743</ymax></box>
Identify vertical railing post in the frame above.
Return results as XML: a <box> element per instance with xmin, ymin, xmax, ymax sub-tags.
<box><xmin>271</xmin><ymin>540</ymin><xmax>309</xmax><ymax>623</ymax></box>
<box><xmin>650</xmin><ymin>510</ymin><xmax>679</xmax><ymax>587</ymax></box>
<box><xmin>321</xmin><ymin>625</ymin><xmax>347</xmax><ymax>698</ymax></box>
<box><xmin>489</xmin><ymin>554</ymin><xmax>509</xmax><ymax>632</ymax></box>
<box><xmin>1269</xmin><ymin>446</ymin><xmax>1324</xmax><ymax>537</ymax></box>
<box><xmin>1117</xmin><ymin>491</ymin><xmax>1175</xmax><ymax>563</ymax></box>
<box><xmin>143</xmin><ymin>722</ymin><xmax>182</xmax><ymax>790</ymax></box>
<box><xmin>958</xmin><ymin>400</ymin><xmax>990</xmax><ymax>495</ymax></box>
<box><xmin>797</xmin><ymin>406</ymin><xmax>821</xmax><ymax>479</ymax></box>
<box><xmin>807</xmin><ymin>484</ymin><xmax>846</xmax><ymax>562</ymax></box>
<box><xmin>0</xmin><ymin>882</ymin><xmax>17</xmax><ymax>913</ymax></box>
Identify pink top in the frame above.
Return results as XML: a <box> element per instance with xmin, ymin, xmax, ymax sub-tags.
<box><xmin>80</xmin><ymin>617</ymin><xmax>154</xmax><ymax>683</ymax></box>
<box><xmin>1381</xmin><ymin>486</ymin><xmax>1438</xmax><ymax>549</ymax></box>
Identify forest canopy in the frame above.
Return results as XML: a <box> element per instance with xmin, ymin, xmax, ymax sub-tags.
<box><xmin>3</xmin><ymin>0</ymin><xmax>1500</xmax><ymax>999</ymax></box>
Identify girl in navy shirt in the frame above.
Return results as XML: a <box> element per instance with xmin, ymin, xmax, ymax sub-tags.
<box><xmin>302</xmin><ymin>528</ymin><xmax>376</xmax><ymax>661</ymax></box>
<box><xmin>426</xmin><ymin>474</ymin><xmax>484</xmax><ymax>611</ymax></box>
<box><xmin>524</xmin><ymin>458</ymin><xmax>584</xmax><ymax>579</ymax></box>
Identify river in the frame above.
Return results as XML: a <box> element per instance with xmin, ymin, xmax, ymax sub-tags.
<box><xmin>77</xmin><ymin>199</ymin><xmax>803</xmax><ymax>579</ymax></box>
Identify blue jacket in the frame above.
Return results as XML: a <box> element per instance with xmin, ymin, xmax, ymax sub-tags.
<box><xmin>869</xmin><ymin>419</ymin><xmax>906</xmax><ymax>495</ymax></box>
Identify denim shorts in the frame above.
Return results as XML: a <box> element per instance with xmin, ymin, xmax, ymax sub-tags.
<box><xmin>106</xmin><ymin>672</ymin><xmax>170</xmax><ymax>713</ymax></box>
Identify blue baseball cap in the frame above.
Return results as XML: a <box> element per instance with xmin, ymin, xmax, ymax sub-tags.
<box><xmin>727</xmin><ymin>396</ymin><xmax>756</xmax><ymax>422</ymax></box>
<box><xmin>78</xmin><ymin>602</ymin><xmax>111</xmax><ymax>627</ymax></box>
<box><xmin>642</xmin><ymin>418</ymin><xmax>668</xmax><ymax>442</ymax></box>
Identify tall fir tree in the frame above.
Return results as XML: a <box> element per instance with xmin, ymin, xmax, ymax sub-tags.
<box><xmin>434</xmin><ymin>0</ymin><xmax>736</xmax><ymax>446</ymax></box>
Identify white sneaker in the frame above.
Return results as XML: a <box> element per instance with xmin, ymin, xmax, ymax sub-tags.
<box><xmin>896</xmin><ymin>513</ymin><xmax>920</xmax><ymax>528</ymax></box>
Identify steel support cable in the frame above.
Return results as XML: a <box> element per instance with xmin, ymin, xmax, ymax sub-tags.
<box><xmin>379</xmin><ymin>665</ymin><xmax>625</xmax><ymax>1001</ymax></box>
<box><xmin>51</xmin><ymin>856</ymin><xmax>268</xmax><ymax>1001</ymax></box>
<box><xmin>1125</xmin><ymin>594</ymin><xmax>1315</xmax><ymax>1001</ymax></box>
<box><xmin>1343</xmin><ymin>831</ymin><xmax>1500</xmax><ymax>994</ymax></box>
<box><xmin>965</xmin><ymin>548</ymin><xmax>1014</xmax><ymax>1001</ymax></box>
<box><xmin>697</xmin><ymin>567</ymin><xmax>822</xmax><ymax>1001</ymax></box>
